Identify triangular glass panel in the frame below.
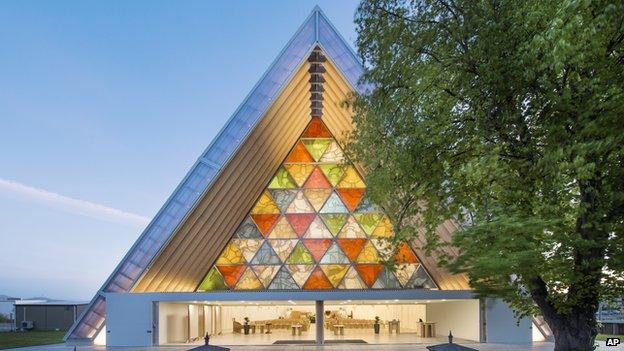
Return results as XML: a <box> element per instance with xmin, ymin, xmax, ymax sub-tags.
<box><xmin>286</xmin><ymin>264</ymin><xmax>315</xmax><ymax>287</ymax></box>
<box><xmin>286</xmin><ymin>242</ymin><xmax>315</xmax><ymax>264</ymax></box>
<box><xmin>336</xmin><ymin>188</ymin><xmax>365</xmax><ymax>212</ymax></box>
<box><xmin>250</xmin><ymin>241</ymin><xmax>282</xmax><ymax>265</ymax></box>
<box><xmin>354</xmin><ymin>195</ymin><xmax>380</xmax><ymax>213</ymax></box>
<box><xmin>373</xmin><ymin>267</ymin><xmax>401</xmax><ymax>289</ymax></box>
<box><xmin>371</xmin><ymin>215</ymin><xmax>394</xmax><ymax>238</ymax></box>
<box><xmin>303</xmin><ymin>216</ymin><xmax>333</xmax><ymax>238</ymax></box>
<box><xmin>285</xmin><ymin>213</ymin><xmax>316</xmax><ymax>237</ymax></box>
<box><xmin>197</xmin><ymin>267</ymin><xmax>228</xmax><ymax>291</ymax></box>
<box><xmin>395</xmin><ymin>263</ymin><xmax>418</xmax><ymax>287</ymax></box>
<box><xmin>302</xmin><ymin>139</ymin><xmax>332</xmax><ymax>161</ymax></box>
<box><xmin>267</xmin><ymin>217</ymin><xmax>297</xmax><ymax>239</ymax></box>
<box><xmin>285</xmin><ymin>191</ymin><xmax>315</xmax><ymax>213</ymax></box>
<box><xmin>250</xmin><ymin>191</ymin><xmax>280</xmax><ymax>214</ymax></box>
<box><xmin>319</xmin><ymin>192</ymin><xmax>349</xmax><ymax>213</ymax></box>
<box><xmin>405</xmin><ymin>265</ymin><xmax>437</xmax><ymax>289</ymax></box>
<box><xmin>303</xmin><ymin>266</ymin><xmax>333</xmax><ymax>289</ymax></box>
<box><xmin>353</xmin><ymin>213</ymin><xmax>383</xmax><ymax>235</ymax></box>
<box><xmin>320</xmin><ymin>214</ymin><xmax>348</xmax><ymax>236</ymax></box>
<box><xmin>216</xmin><ymin>265</ymin><xmax>246</xmax><ymax>288</ymax></box>
<box><xmin>303</xmin><ymin>167</ymin><xmax>332</xmax><ymax>189</ymax></box>
<box><xmin>356</xmin><ymin>241</ymin><xmax>381</xmax><ymax>263</ymax></box>
<box><xmin>395</xmin><ymin>242</ymin><xmax>419</xmax><ymax>264</ymax></box>
<box><xmin>336</xmin><ymin>238</ymin><xmax>367</xmax><ymax>261</ymax></box>
<box><xmin>337</xmin><ymin>165</ymin><xmax>365</xmax><ymax>188</ymax></box>
<box><xmin>268</xmin><ymin>266</ymin><xmax>300</xmax><ymax>289</ymax></box>
<box><xmin>320</xmin><ymin>243</ymin><xmax>350</xmax><ymax>264</ymax></box>
<box><xmin>269</xmin><ymin>189</ymin><xmax>298</xmax><ymax>213</ymax></box>
<box><xmin>337</xmin><ymin>216</ymin><xmax>367</xmax><ymax>238</ymax></box>
<box><xmin>232</xmin><ymin>238</ymin><xmax>262</xmax><ymax>262</ymax></box>
<box><xmin>302</xmin><ymin>117</ymin><xmax>332</xmax><ymax>138</ymax></box>
<box><xmin>303</xmin><ymin>189</ymin><xmax>332</xmax><ymax>212</ymax></box>
<box><xmin>355</xmin><ymin>264</ymin><xmax>383</xmax><ymax>287</ymax></box>
<box><xmin>319</xmin><ymin>141</ymin><xmax>345</xmax><ymax>163</ymax></box>
<box><xmin>338</xmin><ymin>266</ymin><xmax>367</xmax><ymax>289</ymax></box>
<box><xmin>235</xmin><ymin>267</ymin><xmax>263</xmax><ymax>290</ymax></box>
<box><xmin>285</xmin><ymin>141</ymin><xmax>314</xmax><ymax>163</ymax></box>
<box><xmin>268</xmin><ymin>239</ymin><xmax>298</xmax><ymax>261</ymax></box>
<box><xmin>320</xmin><ymin>264</ymin><xmax>349</xmax><ymax>288</ymax></box>
<box><xmin>318</xmin><ymin>164</ymin><xmax>346</xmax><ymax>186</ymax></box>
<box><xmin>216</xmin><ymin>242</ymin><xmax>245</xmax><ymax>264</ymax></box>
<box><xmin>251</xmin><ymin>265</ymin><xmax>281</xmax><ymax>289</ymax></box>
<box><xmin>234</xmin><ymin>216</ymin><xmax>263</xmax><ymax>239</ymax></box>
<box><xmin>285</xmin><ymin>164</ymin><xmax>315</xmax><ymax>187</ymax></box>
<box><xmin>302</xmin><ymin>239</ymin><xmax>332</xmax><ymax>262</ymax></box>
<box><xmin>250</xmin><ymin>214</ymin><xmax>280</xmax><ymax>237</ymax></box>
<box><xmin>267</xmin><ymin>167</ymin><xmax>297</xmax><ymax>189</ymax></box>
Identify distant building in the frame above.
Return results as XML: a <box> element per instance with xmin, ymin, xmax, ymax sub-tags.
<box><xmin>15</xmin><ymin>300</ymin><xmax>86</xmax><ymax>331</ymax></box>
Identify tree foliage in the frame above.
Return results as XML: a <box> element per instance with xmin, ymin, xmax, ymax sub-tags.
<box><xmin>349</xmin><ymin>0</ymin><xmax>624</xmax><ymax>349</ymax></box>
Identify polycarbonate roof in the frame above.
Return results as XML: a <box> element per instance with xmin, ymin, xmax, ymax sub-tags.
<box><xmin>65</xmin><ymin>6</ymin><xmax>364</xmax><ymax>341</ymax></box>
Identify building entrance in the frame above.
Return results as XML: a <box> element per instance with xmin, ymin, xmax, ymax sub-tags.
<box><xmin>156</xmin><ymin>299</ymin><xmax>479</xmax><ymax>346</ymax></box>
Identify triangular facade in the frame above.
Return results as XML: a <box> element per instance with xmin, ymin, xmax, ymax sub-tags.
<box><xmin>197</xmin><ymin>117</ymin><xmax>436</xmax><ymax>291</ymax></box>
<box><xmin>66</xmin><ymin>7</ymin><xmax>468</xmax><ymax>343</ymax></box>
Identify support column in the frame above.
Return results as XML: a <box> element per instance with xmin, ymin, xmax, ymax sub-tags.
<box><xmin>315</xmin><ymin>300</ymin><xmax>324</xmax><ymax>345</ymax></box>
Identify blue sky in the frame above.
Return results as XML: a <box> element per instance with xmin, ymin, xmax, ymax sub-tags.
<box><xmin>0</xmin><ymin>1</ymin><xmax>360</xmax><ymax>300</ymax></box>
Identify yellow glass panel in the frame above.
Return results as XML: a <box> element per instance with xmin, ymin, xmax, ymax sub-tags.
<box><xmin>216</xmin><ymin>242</ymin><xmax>245</xmax><ymax>264</ymax></box>
<box><xmin>267</xmin><ymin>217</ymin><xmax>297</xmax><ymax>239</ymax></box>
<box><xmin>232</xmin><ymin>238</ymin><xmax>262</xmax><ymax>262</ymax></box>
<box><xmin>320</xmin><ymin>264</ymin><xmax>349</xmax><ymax>287</ymax></box>
<box><xmin>371</xmin><ymin>216</ymin><xmax>394</xmax><ymax>237</ymax></box>
<box><xmin>250</xmin><ymin>191</ymin><xmax>280</xmax><ymax>214</ymax></box>
<box><xmin>356</xmin><ymin>241</ymin><xmax>380</xmax><ymax>263</ymax></box>
<box><xmin>285</xmin><ymin>164</ymin><xmax>315</xmax><ymax>187</ymax></box>
<box><xmin>235</xmin><ymin>268</ymin><xmax>263</xmax><ymax>290</ymax></box>
<box><xmin>337</xmin><ymin>166</ymin><xmax>366</xmax><ymax>188</ymax></box>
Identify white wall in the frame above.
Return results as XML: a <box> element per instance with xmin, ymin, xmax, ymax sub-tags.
<box><xmin>106</xmin><ymin>294</ymin><xmax>153</xmax><ymax>347</ymax></box>
<box><xmin>426</xmin><ymin>300</ymin><xmax>480</xmax><ymax>341</ymax></box>
<box><xmin>484</xmin><ymin>298</ymin><xmax>531</xmax><ymax>344</ymax></box>
<box><xmin>158</xmin><ymin>303</ymin><xmax>188</xmax><ymax>344</ymax></box>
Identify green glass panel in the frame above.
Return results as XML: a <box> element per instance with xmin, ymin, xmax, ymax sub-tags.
<box><xmin>353</xmin><ymin>213</ymin><xmax>383</xmax><ymax>235</ymax></box>
<box><xmin>250</xmin><ymin>241</ymin><xmax>281</xmax><ymax>264</ymax></box>
<box><xmin>320</xmin><ymin>214</ymin><xmax>348</xmax><ymax>236</ymax></box>
<box><xmin>285</xmin><ymin>242</ymin><xmax>315</xmax><ymax>264</ymax></box>
<box><xmin>197</xmin><ymin>267</ymin><xmax>228</xmax><ymax>291</ymax></box>
<box><xmin>267</xmin><ymin>167</ymin><xmax>296</xmax><ymax>189</ymax></box>
<box><xmin>234</xmin><ymin>217</ymin><xmax>263</xmax><ymax>239</ymax></box>
<box><xmin>302</xmin><ymin>139</ymin><xmax>332</xmax><ymax>161</ymax></box>
<box><xmin>319</xmin><ymin>243</ymin><xmax>350</xmax><ymax>264</ymax></box>
<box><xmin>319</xmin><ymin>164</ymin><xmax>346</xmax><ymax>186</ymax></box>
<box><xmin>269</xmin><ymin>266</ymin><xmax>300</xmax><ymax>289</ymax></box>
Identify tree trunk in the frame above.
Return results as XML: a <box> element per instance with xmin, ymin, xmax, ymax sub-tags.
<box><xmin>549</xmin><ymin>314</ymin><xmax>597</xmax><ymax>351</ymax></box>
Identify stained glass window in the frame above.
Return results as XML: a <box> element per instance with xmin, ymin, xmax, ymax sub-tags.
<box><xmin>197</xmin><ymin>117</ymin><xmax>437</xmax><ymax>291</ymax></box>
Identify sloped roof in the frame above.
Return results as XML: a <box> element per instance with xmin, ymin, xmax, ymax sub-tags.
<box><xmin>65</xmin><ymin>6</ymin><xmax>365</xmax><ymax>342</ymax></box>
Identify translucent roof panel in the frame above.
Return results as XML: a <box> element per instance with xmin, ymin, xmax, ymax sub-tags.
<box><xmin>66</xmin><ymin>7</ymin><xmax>365</xmax><ymax>342</ymax></box>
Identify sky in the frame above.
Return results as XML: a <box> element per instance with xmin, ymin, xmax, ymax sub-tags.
<box><xmin>0</xmin><ymin>1</ymin><xmax>360</xmax><ymax>301</ymax></box>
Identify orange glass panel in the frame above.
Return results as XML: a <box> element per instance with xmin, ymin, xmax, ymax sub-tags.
<box><xmin>250</xmin><ymin>214</ymin><xmax>280</xmax><ymax>237</ymax></box>
<box><xmin>302</xmin><ymin>117</ymin><xmax>332</xmax><ymax>138</ymax></box>
<box><xmin>303</xmin><ymin>266</ymin><xmax>334</xmax><ymax>289</ymax></box>
<box><xmin>355</xmin><ymin>264</ymin><xmax>383</xmax><ymax>287</ymax></box>
<box><xmin>216</xmin><ymin>265</ymin><xmax>246</xmax><ymax>288</ymax></box>
<box><xmin>336</xmin><ymin>188</ymin><xmax>365</xmax><ymax>212</ymax></box>
<box><xmin>395</xmin><ymin>243</ymin><xmax>418</xmax><ymax>264</ymax></box>
<box><xmin>302</xmin><ymin>239</ymin><xmax>332</xmax><ymax>262</ymax></box>
<box><xmin>285</xmin><ymin>141</ymin><xmax>314</xmax><ymax>163</ymax></box>
<box><xmin>285</xmin><ymin>213</ymin><xmax>316</xmax><ymax>237</ymax></box>
<box><xmin>336</xmin><ymin>238</ymin><xmax>367</xmax><ymax>261</ymax></box>
<box><xmin>303</xmin><ymin>167</ymin><xmax>332</xmax><ymax>189</ymax></box>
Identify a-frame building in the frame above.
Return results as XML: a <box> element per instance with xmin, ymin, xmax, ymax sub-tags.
<box><xmin>66</xmin><ymin>7</ymin><xmax>532</xmax><ymax>347</ymax></box>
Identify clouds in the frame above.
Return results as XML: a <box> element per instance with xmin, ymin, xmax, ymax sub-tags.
<box><xmin>0</xmin><ymin>177</ymin><xmax>149</xmax><ymax>227</ymax></box>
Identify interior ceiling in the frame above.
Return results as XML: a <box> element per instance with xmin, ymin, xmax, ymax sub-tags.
<box><xmin>164</xmin><ymin>299</ymin><xmax>467</xmax><ymax>306</ymax></box>
<box><xmin>132</xmin><ymin>54</ymin><xmax>469</xmax><ymax>293</ymax></box>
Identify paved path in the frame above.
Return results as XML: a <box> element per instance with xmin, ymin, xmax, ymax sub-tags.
<box><xmin>3</xmin><ymin>342</ymin><xmax>621</xmax><ymax>351</ymax></box>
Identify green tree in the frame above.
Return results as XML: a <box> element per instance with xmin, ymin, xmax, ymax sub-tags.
<box><xmin>349</xmin><ymin>1</ymin><xmax>624</xmax><ymax>350</ymax></box>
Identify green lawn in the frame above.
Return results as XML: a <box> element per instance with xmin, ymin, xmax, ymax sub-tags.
<box><xmin>0</xmin><ymin>330</ymin><xmax>65</xmax><ymax>350</ymax></box>
<box><xmin>596</xmin><ymin>333</ymin><xmax>621</xmax><ymax>341</ymax></box>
